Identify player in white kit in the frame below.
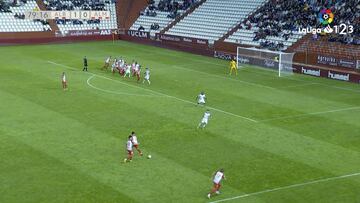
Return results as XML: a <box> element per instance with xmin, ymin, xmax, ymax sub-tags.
<box><xmin>143</xmin><ymin>68</ymin><xmax>151</xmax><ymax>85</ymax></box>
<box><xmin>131</xmin><ymin>61</ymin><xmax>136</xmax><ymax>76</ymax></box>
<box><xmin>124</xmin><ymin>135</ymin><xmax>133</xmax><ymax>163</ymax></box>
<box><xmin>207</xmin><ymin>169</ymin><xmax>226</xmax><ymax>199</ymax></box>
<box><xmin>198</xmin><ymin>110</ymin><xmax>211</xmax><ymax>129</ymax></box>
<box><xmin>111</xmin><ymin>58</ymin><xmax>118</xmax><ymax>74</ymax></box>
<box><xmin>197</xmin><ymin>91</ymin><xmax>206</xmax><ymax>105</ymax></box>
<box><xmin>102</xmin><ymin>56</ymin><xmax>111</xmax><ymax>70</ymax></box>
<box><xmin>119</xmin><ymin>59</ymin><xmax>125</xmax><ymax>68</ymax></box>
<box><xmin>61</xmin><ymin>72</ymin><xmax>67</xmax><ymax>90</ymax></box>
<box><xmin>124</xmin><ymin>64</ymin><xmax>131</xmax><ymax>78</ymax></box>
<box><xmin>130</xmin><ymin>131</ymin><xmax>143</xmax><ymax>156</ymax></box>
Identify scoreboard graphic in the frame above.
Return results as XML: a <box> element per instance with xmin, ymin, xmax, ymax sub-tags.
<box><xmin>25</xmin><ymin>11</ymin><xmax>110</xmax><ymax>20</ymax></box>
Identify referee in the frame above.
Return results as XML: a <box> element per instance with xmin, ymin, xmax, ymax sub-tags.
<box><xmin>83</xmin><ymin>56</ymin><xmax>88</xmax><ymax>71</ymax></box>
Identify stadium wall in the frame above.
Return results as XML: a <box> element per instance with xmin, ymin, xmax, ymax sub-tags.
<box><xmin>120</xmin><ymin>30</ymin><xmax>213</xmax><ymax>56</ymax></box>
<box><xmin>0</xmin><ymin>31</ymin><xmax>116</xmax><ymax>45</ymax></box>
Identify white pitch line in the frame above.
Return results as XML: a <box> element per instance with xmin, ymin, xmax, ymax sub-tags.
<box><xmin>49</xmin><ymin>61</ymin><xmax>165</xmax><ymax>97</ymax></box>
<box><xmin>176</xmin><ymin>63</ymin><xmax>356</xmax><ymax>93</ymax></box>
<box><xmin>172</xmin><ymin>65</ymin><xmax>276</xmax><ymax>90</ymax></box>
<box><xmin>164</xmin><ymin>95</ymin><xmax>258</xmax><ymax>123</ymax></box>
<box><xmin>179</xmin><ymin>60</ymin><xmax>360</xmax><ymax>93</ymax></box>
<box><xmin>241</xmin><ymin>67</ymin><xmax>360</xmax><ymax>93</ymax></box>
<box><xmin>280</xmin><ymin>83</ymin><xmax>317</xmax><ymax>89</ymax></box>
<box><xmin>209</xmin><ymin>172</ymin><xmax>360</xmax><ymax>203</ymax></box>
<box><xmin>48</xmin><ymin>61</ymin><xmax>258</xmax><ymax>123</ymax></box>
<box><xmin>86</xmin><ymin>75</ymin><xmax>164</xmax><ymax>97</ymax></box>
<box><xmin>259</xmin><ymin>106</ymin><xmax>360</xmax><ymax>122</ymax></box>
<box><xmin>97</xmin><ymin>75</ymin><xmax>258</xmax><ymax>122</ymax></box>
<box><xmin>317</xmin><ymin>83</ymin><xmax>360</xmax><ymax>93</ymax></box>
<box><xmin>49</xmin><ymin>61</ymin><xmax>78</xmax><ymax>71</ymax></box>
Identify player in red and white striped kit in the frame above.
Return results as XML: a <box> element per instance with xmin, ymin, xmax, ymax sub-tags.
<box><xmin>134</xmin><ymin>63</ymin><xmax>141</xmax><ymax>82</ymax></box>
<box><xmin>207</xmin><ymin>169</ymin><xmax>226</xmax><ymax>198</ymax></box>
<box><xmin>117</xmin><ymin>59</ymin><xmax>126</xmax><ymax>76</ymax></box>
<box><xmin>131</xmin><ymin>61</ymin><xmax>136</xmax><ymax>76</ymax></box>
<box><xmin>130</xmin><ymin>131</ymin><xmax>143</xmax><ymax>156</ymax></box>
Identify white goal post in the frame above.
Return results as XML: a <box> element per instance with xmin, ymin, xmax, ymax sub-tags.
<box><xmin>236</xmin><ymin>47</ymin><xmax>295</xmax><ymax>77</ymax></box>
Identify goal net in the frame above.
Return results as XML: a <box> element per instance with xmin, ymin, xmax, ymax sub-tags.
<box><xmin>236</xmin><ymin>47</ymin><xmax>295</xmax><ymax>77</ymax></box>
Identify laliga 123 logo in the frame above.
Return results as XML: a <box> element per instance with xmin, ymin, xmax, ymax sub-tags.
<box><xmin>298</xmin><ymin>9</ymin><xmax>335</xmax><ymax>34</ymax></box>
<box><xmin>299</xmin><ymin>8</ymin><xmax>353</xmax><ymax>35</ymax></box>
<box><xmin>318</xmin><ymin>9</ymin><xmax>334</xmax><ymax>25</ymax></box>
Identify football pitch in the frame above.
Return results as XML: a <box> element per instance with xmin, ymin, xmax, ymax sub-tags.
<box><xmin>1</xmin><ymin>40</ymin><xmax>359</xmax><ymax>203</ymax></box>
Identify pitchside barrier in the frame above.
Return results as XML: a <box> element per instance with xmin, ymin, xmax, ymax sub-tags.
<box><xmin>54</xmin><ymin>29</ymin><xmax>116</xmax><ymax>37</ymax></box>
<box><xmin>155</xmin><ymin>33</ymin><xmax>209</xmax><ymax>46</ymax></box>
<box><xmin>0</xmin><ymin>31</ymin><xmax>116</xmax><ymax>44</ymax></box>
<box><xmin>121</xmin><ymin>30</ymin><xmax>210</xmax><ymax>47</ymax></box>
<box><xmin>119</xmin><ymin>30</ymin><xmax>213</xmax><ymax>56</ymax></box>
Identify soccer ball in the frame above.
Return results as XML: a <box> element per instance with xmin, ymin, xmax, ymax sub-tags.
<box><xmin>147</xmin><ymin>155</ymin><xmax>152</xmax><ymax>159</ymax></box>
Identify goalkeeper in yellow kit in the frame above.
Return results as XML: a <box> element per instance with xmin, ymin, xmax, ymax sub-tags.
<box><xmin>229</xmin><ymin>59</ymin><xmax>237</xmax><ymax>75</ymax></box>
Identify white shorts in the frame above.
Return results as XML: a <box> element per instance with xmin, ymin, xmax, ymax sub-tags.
<box><xmin>201</xmin><ymin>118</ymin><xmax>208</xmax><ymax>124</ymax></box>
<box><xmin>145</xmin><ymin>75</ymin><xmax>150</xmax><ymax>80</ymax></box>
<box><xmin>213</xmin><ymin>180</ymin><xmax>220</xmax><ymax>185</ymax></box>
<box><xmin>198</xmin><ymin>99</ymin><xmax>205</xmax><ymax>104</ymax></box>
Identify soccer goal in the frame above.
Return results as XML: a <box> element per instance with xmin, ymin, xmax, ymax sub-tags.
<box><xmin>236</xmin><ymin>47</ymin><xmax>295</xmax><ymax>77</ymax></box>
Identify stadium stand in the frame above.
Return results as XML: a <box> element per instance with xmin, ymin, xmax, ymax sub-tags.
<box><xmin>129</xmin><ymin>0</ymin><xmax>199</xmax><ymax>33</ymax></box>
<box><xmin>225</xmin><ymin>0</ymin><xmax>308</xmax><ymax>50</ymax></box>
<box><xmin>0</xmin><ymin>0</ymin><xmax>52</xmax><ymax>32</ymax></box>
<box><xmin>225</xmin><ymin>0</ymin><xmax>359</xmax><ymax>51</ymax></box>
<box><xmin>43</xmin><ymin>0</ymin><xmax>117</xmax><ymax>31</ymax></box>
<box><xmin>225</xmin><ymin>23</ymin><xmax>304</xmax><ymax>51</ymax></box>
<box><xmin>292</xmin><ymin>35</ymin><xmax>360</xmax><ymax>59</ymax></box>
<box><xmin>165</xmin><ymin>0</ymin><xmax>266</xmax><ymax>43</ymax></box>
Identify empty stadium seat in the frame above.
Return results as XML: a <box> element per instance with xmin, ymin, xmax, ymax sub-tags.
<box><xmin>225</xmin><ymin>27</ymin><xmax>305</xmax><ymax>50</ymax></box>
<box><xmin>130</xmin><ymin>0</ymin><xmax>184</xmax><ymax>33</ymax></box>
<box><xmin>165</xmin><ymin>0</ymin><xmax>266</xmax><ymax>43</ymax></box>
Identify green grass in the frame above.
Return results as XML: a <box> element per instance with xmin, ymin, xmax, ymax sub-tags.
<box><xmin>0</xmin><ymin>40</ymin><xmax>359</xmax><ymax>203</ymax></box>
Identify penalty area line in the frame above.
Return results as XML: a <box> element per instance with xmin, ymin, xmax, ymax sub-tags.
<box><xmin>48</xmin><ymin>61</ymin><xmax>258</xmax><ymax>123</ymax></box>
<box><xmin>209</xmin><ymin>172</ymin><xmax>360</xmax><ymax>203</ymax></box>
<box><xmin>171</xmin><ymin>65</ymin><xmax>276</xmax><ymax>90</ymax></box>
<box><xmin>278</xmin><ymin>83</ymin><xmax>317</xmax><ymax>89</ymax></box>
<box><xmin>259</xmin><ymin>106</ymin><xmax>360</xmax><ymax>122</ymax></box>
<box><xmin>48</xmin><ymin>60</ymin><xmax>165</xmax><ymax>97</ymax></box>
<box><xmin>86</xmin><ymin>75</ymin><xmax>165</xmax><ymax>97</ymax></box>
